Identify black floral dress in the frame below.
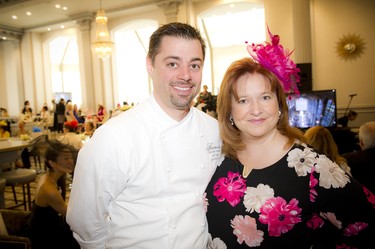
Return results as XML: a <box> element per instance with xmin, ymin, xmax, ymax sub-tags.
<box><xmin>205</xmin><ymin>143</ymin><xmax>375</xmax><ymax>248</ymax></box>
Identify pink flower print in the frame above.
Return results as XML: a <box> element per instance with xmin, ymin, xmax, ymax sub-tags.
<box><xmin>231</xmin><ymin>215</ymin><xmax>264</xmax><ymax>247</ymax></box>
<box><xmin>259</xmin><ymin>197</ymin><xmax>302</xmax><ymax>237</ymax></box>
<box><xmin>335</xmin><ymin>243</ymin><xmax>355</xmax><ymax>249</ymax></box>
<box><xmin>203</xmin><ymin>192</ymin><xmax>208</xmax><ymax>213</ymax></box>
<box><xmin>213</xmin><ymin>171</ymin><xmax>247</xmax><ymax>207</ymax></box>
<box><xmin>363</xmin><ymin>186</ymin><xmax>375</xmax><ymax>206</ymax></box>
<box><xmin>343</xmin><ymin>222</ymin><xmax>369</xmax><ymax>236</ymax></box>
<box><xmin>309</xmin><ymin>166</ymin><xmax>318</xmax><ymax>202</ymax></box>
<box><xmin>306</xmin><ymin>213</ymin><xmax>324</xmax><ymax>229</ymax></box>
<box><xmin>320</xmin><ymin>212</ymin><xmax>342</xmax><ymax>229</ymax></box>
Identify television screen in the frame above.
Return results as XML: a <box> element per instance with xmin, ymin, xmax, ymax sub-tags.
<box><xmin>286</xmin><ymin>89</ymin><xmax>337</xmax><ymax>129</ymax></box>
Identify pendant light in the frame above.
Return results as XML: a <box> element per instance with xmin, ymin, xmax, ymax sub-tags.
<box><xmin>91</xmin><ymin>0</ymin><xmax>114</xmax><ymax>59</ymax></box>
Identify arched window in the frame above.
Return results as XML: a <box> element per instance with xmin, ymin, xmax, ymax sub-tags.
<box><xmin>114</xmin><ymin>20</ymin><xmax>158</xmax><ymax>106</ymax></box>
<box><xmin>198</xmin><ymin>2</ymin><xmax>265</xmax><ymax>94</ymax></box>
<box><xmin>49</xmin><ymin>35</ymin><xmax>82</xmax><ymax>106</ymax></box>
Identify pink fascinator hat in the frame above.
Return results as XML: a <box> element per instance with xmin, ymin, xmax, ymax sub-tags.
<box><xmin>246</xmin><ymin>26</ymin><xmax>301</xmax><ymax>94</ymax></box>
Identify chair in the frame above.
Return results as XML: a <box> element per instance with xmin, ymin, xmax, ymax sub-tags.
<box><xmin>1</xmin><ymin>169</ymin><xmax>37</xmax><ymax>211</ymax></box>
<box><xmin>28</xmin><ymin>134</ymin><xmax>49</xmax><ymax>173</ymax></box>
<box><xmin>0</xmin><ymin>178</ymin><xmax>6</xmax><ymax>209</ymax></box>
<box><xmin>0</xmin><ymin>209</ymin><xmax>32</xmax><ymax>249</ymax></box>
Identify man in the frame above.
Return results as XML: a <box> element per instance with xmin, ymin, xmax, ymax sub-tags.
<box><xmin>342</xmin><ymin>121</ymin><xmax>375</xmax><ymax>193</ymax></box>
<box><xmin>56</xmin><ymin>98</ymin><xmax>66</xmax><ymax>133</ymax></box>
<box><xmin>66</xmin><ymin>22</ymin><xmax>222</xmax><ymax>249</ymax></box>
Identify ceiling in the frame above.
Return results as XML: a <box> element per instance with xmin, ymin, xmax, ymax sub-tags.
<box><xmin>0</xmin><ymin>0</ymin><xmax>167</xmax><ymax>33</ymax></box>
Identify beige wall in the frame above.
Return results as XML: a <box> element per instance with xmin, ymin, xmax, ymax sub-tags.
<box><xmin>310</xmin><ymin>0</ymin><xmax>375</xmax><ymax>127</ymax></box>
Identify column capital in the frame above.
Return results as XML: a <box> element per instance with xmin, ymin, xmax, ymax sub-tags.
<box><xmin>155</xmin><ymin>0</ymin><xmax>183</xmax><ymax>23</ymax></box>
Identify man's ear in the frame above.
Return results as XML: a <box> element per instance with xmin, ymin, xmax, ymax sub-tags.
<box><xmin>146</xmin><ymin>57</ymin><xmax>153</xmax><ymax>75</ymax></box>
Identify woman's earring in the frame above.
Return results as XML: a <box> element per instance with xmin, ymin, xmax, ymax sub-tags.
<box><xmin>278</xmin><ymin>110</ymin><xmax>281</xmax><ymax>117</ymax></box>
<box><xmin>229</xmin><ymin>117</ymin><xmax>234</xmax><ymax>126</ymax></box>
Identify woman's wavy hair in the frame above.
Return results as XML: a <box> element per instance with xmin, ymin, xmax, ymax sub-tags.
<box><xmin>217</xmin><ymin>57</ymin><xmax>305</xmax><ymax>159</ymax></box>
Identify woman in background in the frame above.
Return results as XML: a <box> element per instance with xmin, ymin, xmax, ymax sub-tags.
<box><xmin>304</xmin><ymin>125</ymin><xmax>352</xmax><ymax>176</ymax></box>
<box><xmin>30</xmin><ymin>140</ymin><xmax>80</xmax><ymax>249</ymax></box>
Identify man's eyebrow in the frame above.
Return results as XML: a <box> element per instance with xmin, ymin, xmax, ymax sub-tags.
<box><xmin>162</xmin><ymin>56</ymin><xmax>203</xmax><ymax>63</ymax></box>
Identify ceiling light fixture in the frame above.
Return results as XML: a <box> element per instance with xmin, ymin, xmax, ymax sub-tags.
<box><xmin>91</xmin><ymin>0</ymin><xmax>114</xmax><ymax>59</ymax></box>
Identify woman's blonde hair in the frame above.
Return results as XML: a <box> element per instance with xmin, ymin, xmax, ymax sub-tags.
<box><xmin>304</xmin><ymin>125</ymin><xmax>348</xmax><ymax>166</ymax></box>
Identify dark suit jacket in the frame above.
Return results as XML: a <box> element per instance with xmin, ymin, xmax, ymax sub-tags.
<box><xmin>343</xmin><ymin>147</ymin><xmax>375</xmax><ymax>193</ymax></box>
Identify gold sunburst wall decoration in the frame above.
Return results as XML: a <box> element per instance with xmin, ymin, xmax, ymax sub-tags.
<box><xmin>336</xmin><ymin>33</ymin><xmax>365</xmax><ymax>61</ymax></box>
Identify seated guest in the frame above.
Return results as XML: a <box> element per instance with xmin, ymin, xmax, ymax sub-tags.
<box><xmin>342</xmin><ymin>121</ymin><xmax>375</xmax><ymax>193</ymax></box>
<box><xmin>58</xmin><ymin>120</ymin><xmax>83</xmax><ymax>150</ymax></box>
<box><xmin>30</xmin><ymin>140</ymin><xmax>80</xmax><ymax>249</ymax></box>
<box><xmin>40</xmin><ymin>106</ymin><xmax>52</xmax><ymax>130</ymax></box>
<box><xmin>0</xmin><ymin>120</ymin><xmax>10</xmax><ymax>138</ymax></box>
<box><xmin>304</xmin><ymin>125</ymin><xmax>352</xmax><ymax>176</ymax></box>
<box><xmin>17</xmin><ymin>120</ymin><xmax>32</xmax><ymax>168</ymax></box>
<box><xmin>80</xmin><ymin>121</ymin><xmax>95</xmax><ymax>141</ymax></box>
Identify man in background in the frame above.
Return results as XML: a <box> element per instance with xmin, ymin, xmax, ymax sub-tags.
<box><xmin>342</xmin><ymin>121</ymin><xmax>375</xmax><ymax>193</ymax></box>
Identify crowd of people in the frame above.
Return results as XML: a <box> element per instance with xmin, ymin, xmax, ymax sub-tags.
<box><xmin>1</xmin><ymin>22</ymin><xmax>374</xmax><ymax>249</ymax></box>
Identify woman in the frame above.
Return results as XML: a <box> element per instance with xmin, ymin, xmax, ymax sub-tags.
<box><xmin>96</xmin><ymin>104</ymin><xmax>106</xmax><ymax>123</ymax></box>
<box><xmin>40</xmin><ymin>105</ymin><xmax>51</xmax><ymax>130</ymax></box>
<box><xmin>304</xmin><ymin>125</ymin><xmax>352</xmax><ymax>176</ymax></box>
<box><xmin>30</xmin><ymin>140</ymin><xmax>80</xmax><ymax>249</ymax></box>
<box><xmin>205</xmin><ymin>30</ymin><xmax>375</xmax><ymax>248</ymax></box>
<box><xmin>65</xmin><ymin>102</ymin><xmax>77</xmax><ymax>122</ymax></box>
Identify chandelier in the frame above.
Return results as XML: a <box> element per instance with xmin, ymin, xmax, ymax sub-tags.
<box><xmin>91</xmin><ymin>2</ymin><xmax>114</xmax><ymax>59</ymax></box>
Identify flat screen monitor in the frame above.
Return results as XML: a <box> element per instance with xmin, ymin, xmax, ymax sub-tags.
<box><xmin>286</xmin><ymin>89</ymin><xmax>337</xmax><ymax>129</ymax></box>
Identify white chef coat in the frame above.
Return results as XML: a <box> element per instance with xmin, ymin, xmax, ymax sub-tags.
<box><xmin>66</xmin><ymin>95</ymin><xmax>222</xmax><ymax>249</ymax></box>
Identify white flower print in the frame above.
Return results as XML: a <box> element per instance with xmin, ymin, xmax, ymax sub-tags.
<box><xmin>315</xmin><ymin>155</ymin><xmax>350</xmax><ymax>189</ymax></box>
<box><xmin>287</xmin><ymin>147</ymin><xmax>317</xmax><ymax>176</ymax></box>
<box><xmin>320</xmin><ymin>212</ymin><xmax>342</xmax><ymax>229</ymax></box>
<box><xmin>206</xmin><ymin>233</ymin><xmax>227</xmax><ymax>249</ymax></box>
<box><xmin>243</xmin><ymin>184</ymin><xmax>274</xmax><ymax>213</ymax></box>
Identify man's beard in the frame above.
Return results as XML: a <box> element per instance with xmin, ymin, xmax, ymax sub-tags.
<box><xmin>170</xmin><ymin>93</ymin><xmax>195</xmax><ymax>110</ymax></box>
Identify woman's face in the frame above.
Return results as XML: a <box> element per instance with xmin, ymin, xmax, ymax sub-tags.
<box><xmin>231</xmin><ymin>72</ymin><xmax>280</xmax><ymax>142</ymax></box>
<box><xmin>50</xmin><ymin>150</ymin><xmax>75</xmax><ymax>174</ymax></box>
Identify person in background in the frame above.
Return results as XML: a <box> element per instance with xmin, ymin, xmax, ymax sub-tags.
<box><xmin>342</xmin><ymin>121</ymin><xmax>375</xmax><ymax>193</ymax></box>
<box><xmin>73</xmin><ymin>104</ymin><xmax>84</xmax><ymax>124</ymax></box>
<box><xmin>65</xmin><ymin>102</ymin><xmax>77</xmax><ymax>122</ymax></box>
<box><xmin>67</xmin><ymin>22</ymin><xmax>221</xmax><ymax>249</ymax></box>
<box><xmin>13</xmin><ymin>120</ymin><xmax>33</xmax><ymax>168</ymax></box>
<box><xmin>30</xmin><ymin>140</ymin><xmax>80</xmax><ymax>249</ymax></box>
<box><xmin>0</xmin><ymin>120</ymin><xmax>10</xmax><ymax>138</ymax></box>
<box><xmin>51</xmin><ymin>99</ymin><xmax>58</xmax><ymax>132</ymax></box>
<box><xmin>337</xmin><ymin>109</ymin><xmax>358</xmax><ymax>128</ymax></box>
<box><xmin>21</xmin><ymin>100</ymin><xmax>33</xmax><ymax>122</ymax></box>
<box><xmin>95</xmin><ymin>104</ymin><xmax>107</xmax><ymax>123</ymax></box>
<box><xmin>304</xmin><ymin>125</ymin><xmax>352</xmax><ymax>176</ymax></box>
<box><xmin>205</xmin><ymin>29</ymin><xmax>375</xmax><ymax>248</ymax></box>
<box><xmin>40</xmin><ymin>106</ymin><xmax>51</xmax><ymax>130</ymax></box>
<box><xmin>196</xmin><ymin>84</ymin><xmax>212</xmax><ymax>105</ymax></box>
<box><xmin>56</xmin><ymin>98</ymin><xmax>65</xmax><ymax>133</ymax></box>
<box><xmin>80</xmin><ymin>121</ymin><xmax>95</xmax><ymax>142</ymax></box>
<box><xmin>58</xmin><ymin>120</ymin><xmax>83</xmax><ymax>151</ymax></box>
